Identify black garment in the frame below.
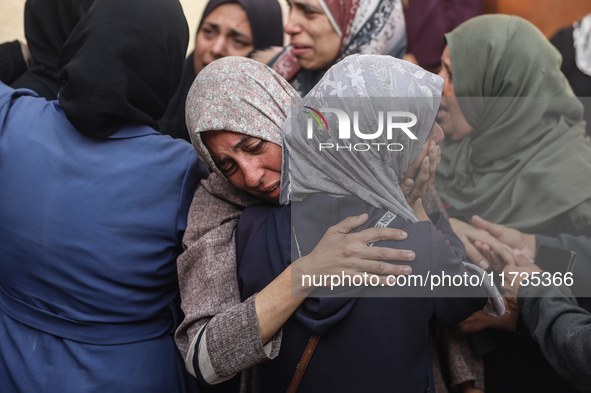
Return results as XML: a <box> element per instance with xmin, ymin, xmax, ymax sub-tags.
<box><xmin>0</xmin><ymin>41</ymin><xmax>27</xmax><ymax>85</ymax></box>
<box><xmin>518</xmin><ymin>285</ymin><xmax>591</xmax><ymax>393</ymax></box>
<box><xmin>158</xmin><ymin>0</ymin><xmax>284</xmax><ymax>142</ymax></box>
<box><xmin>476</xmin><ymin>219</ymin><xmax>589</xmax><ymax>393</ymax></box>
<box><xmin>536</xmin><ymin>233</ymin><xmax>591</xmax><ymax>302</ymax></box>
<box><xmin>11</xmin><ymin>0</ymin><xmax>94</xmax><ymax>99</ymax></box>
<box><xmin>158</xmin><ymin>54</ymin><xmax>198</xmax><ymax>142</ymax></box>
<box><xmin>57</xmin><ymin>0</ymin><xmax>189</xmax><ymax>138</ymax></box>
<box><xmin>235</xmin><ymin>195</ymin><xmax>488</xmax><ymax>393</ymax></box>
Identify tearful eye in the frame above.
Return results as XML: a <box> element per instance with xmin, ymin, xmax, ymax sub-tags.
<box><xmin>219</xmin><ymin>162</ymin><xmax>237</xmax><ymax>176</ymax></box>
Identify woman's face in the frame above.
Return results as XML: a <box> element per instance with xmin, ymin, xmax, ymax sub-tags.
<box><xmin>202</xmin><ymin>130</ymin><xmax>282</xmax><ymax>204</ymax></box>
<box><xmin>284</xmin><ymin>0</ymin><xmax>341</xmax><ymax>70</ymax></box>
<box><xmin>436</xmin><ymin>46</ymin><xmax>474</xmax><ymax>141</ymax></box>
<box><xmin>193</xmin><ymin>3</ymin><xmax>254</xmax><ymax>75</ymax></box>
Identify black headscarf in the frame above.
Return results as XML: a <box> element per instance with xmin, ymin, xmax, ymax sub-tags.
<box><xmin>10</xmin><ymin>0</ymin><xmax>94</xmax><ymax>99</ymax></box>
<box><xmin>57</xmin><ymin>0</ymin><xmax>189</xmax><ymax>138</ymax></box>
<box><xmin>158</xmin><ymin>0</ymin><xmax>284</xmax><ymax>142</ymax></box>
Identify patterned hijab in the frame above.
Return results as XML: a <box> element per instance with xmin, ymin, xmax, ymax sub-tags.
<box><xmin>574</xmin><ymin>13</ymin><xmax>591</xmax><ymax>76</ymax></box>
<box><xmin>186</xmin><ymin>57</ymin><xmax>300</xmax><ymax>178</ymax></box>
<box><xmin>272</xmin><ymin>0</ymin><xmax>406</xmax><ymax>95</ymax></box>
<box><xmin>282</xmin><ymin>54</ymin><xmax>443</xmax><ymax>223</ymax></box>
<box><xmin>435</xmin><ymin>15</ymin><xmax>591</xmax><ymax>232</ymax></box>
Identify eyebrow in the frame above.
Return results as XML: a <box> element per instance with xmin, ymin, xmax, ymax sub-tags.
<box><xmin>214</xmin><ymin>135</ymin><xmax>253</xmax><ymax>168</ymax></box>
<box><xmin>202</xmin><ymin>22</ymin><xmax>252</xmax><ymax>41</ymax></box>
<box><xmin>293</xmin><ymin>1</ymin><xmax>323</xmax><ymax>13</ymax></box>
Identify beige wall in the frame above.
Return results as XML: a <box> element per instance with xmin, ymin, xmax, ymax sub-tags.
<box><xmin>0</xmin><ymin>0</ymin><xmax>216</xmax><ymax>53</ymax></box>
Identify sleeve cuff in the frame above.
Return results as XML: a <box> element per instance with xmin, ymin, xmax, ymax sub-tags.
<box><xmin>193</xmin><ymin>295</ymin><xmax>283</xmax><ymax>382</ymax></box>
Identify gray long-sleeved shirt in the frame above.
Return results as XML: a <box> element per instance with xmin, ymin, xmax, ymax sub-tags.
<box><xmin>518</xmin><ymin>234</ymin><xmax>591</xmax><ymax>392</ymax></box>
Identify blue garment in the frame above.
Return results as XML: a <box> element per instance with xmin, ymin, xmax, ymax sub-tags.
<box><xmin>0</xmin><ymin>83</ymin><xmax>208</xmax><ymax>392</ymax></box>
<box><xmin>235</xmin><ymin>194</ymin><xmax>487</xmax><ymax>393</ymax></box>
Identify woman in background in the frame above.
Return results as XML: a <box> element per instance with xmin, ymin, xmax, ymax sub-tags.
<box><xmin>159</xmin><ymin>0</ymin><xmax>284</xmax><ymax>141</ymax></box>
<box><xmin>268</xmin><ymin>0</ymin><xmax>407</xmax><ymax>95</ymax></box>
<box><xmin>435</xmin><ymin>15</ymin><xmax>591</xmax><ymax>240</ymax></box>
<box><xmin>434</xmin><ymin>14</ymin><xmax>591</xmax><ymax>393</ymax></box>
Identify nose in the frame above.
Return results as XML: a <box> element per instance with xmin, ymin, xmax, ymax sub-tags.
<box><xmin>437</xmin><ymin>70</ymin><xmax>450</xmax><ymax>98</ymax></box>
<box><xmin>284</xmin><ymin>10</ymin><xmax>303</xmax><ymax>36</ymax></box>
<box><xmin>241</xmin><ymin>159</ymin><xmax>264</xmax><ymax>189</ymax></box>
<box><xmin>210</xmin><ymin>36</ymin><xmax>227</xmax><ymax>58</ymax></box>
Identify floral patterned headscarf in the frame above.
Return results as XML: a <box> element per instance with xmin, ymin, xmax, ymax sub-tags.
<box><xmin>186</xmin><ymin>56</ymin><xmax>300</xmax><ymax>178</ymax></box>
<box><xmin>282</xmin><ymin>54</ymin><xmax>443</xmax><ymax>223</ymax></box>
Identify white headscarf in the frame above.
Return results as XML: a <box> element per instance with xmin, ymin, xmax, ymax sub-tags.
<box><xmin>281</xmin><ymin>54</ymin><xmax>443</xmax><ymax>222</ymax></box>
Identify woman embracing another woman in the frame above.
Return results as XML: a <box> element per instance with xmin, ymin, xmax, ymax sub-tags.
<box><xmin>176</xmin><ymin>55</ymin><xmax>498</xmax><ymax>392</ymax></box>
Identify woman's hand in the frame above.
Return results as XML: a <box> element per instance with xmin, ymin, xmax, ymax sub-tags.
<box><xmin>449</xmin><ymin>217</ymin><xmax>522</xmax><ymax>272</ymax></box>
<box><xmin>457</xmin><ymin>297</ymin><xmax>519</xmax><ymax>334</ymax></box>
<box><xmin>255</xmin><ymin>213</ymin><xmax>416</xmax><ymax>344</ymax></box>
<box><xmin>401</xmin><ymin>140</ymin><xmax>441</xmax><ymax>206</ymax></box>
<box><xmin>292</xmin><ymin>213</ymin><xmax>416</xmax><ymax>294</ymax></box>
<box><xmin>500</xmin><ymin>250</ymin><xmax>540</xmax><ymax>297</ymax></box>
<box><xmin>411</xmin><ymin>198</ymin><xmax>429</xmax><ymax>222</ymax></box>
<box><xmin>471</xmin><ymin>215</ymin><xmax>536</xmax><ymax>264</ymax></box>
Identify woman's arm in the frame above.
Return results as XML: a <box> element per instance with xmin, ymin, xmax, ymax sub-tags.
<box><xmin>176</xmin><ymin>175</ymin><xmax>416</xmax><ymax>383</ymax></box>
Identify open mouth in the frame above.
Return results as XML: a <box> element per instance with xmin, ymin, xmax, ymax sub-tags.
<box><xmin>264</xmin><ymin>183</ymin><xmax>279</xmax><ymax>193</ymax></box>
<box><xmin>291</xmin><ymin>44</ymin><xmax>311</xmax><ymax>56</ymax></box>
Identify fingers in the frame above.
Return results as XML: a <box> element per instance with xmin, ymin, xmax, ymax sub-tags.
<box><xmin>427</xmin><ymin>140</ymin><xmax>441</xmax><ymax>176</ymax></box>
<box><xmin>330</xmin><ymin>213</ymin><xmax>369</xmax><ymax>234</ymax></box>
<box><xmin>404</xmin><ymin>141</ymin><xmax>427</xmax><ymax>182</ymax></box>
<box><xmin>471</xmin><ymin>215</ymin><xmax>506</xmax><ymax>239</ymax></box>
<box><xmin>359</xmin><ymin>260</ymin><xmax>413</xmax><ymax>277</ymax></box>
<box><xmin>464</xmin><ymin>240</ymin><xmax>490</xmax><ymax>270</ymax></box>
<box><xmin>361</xmin><ymin>246</ymin><xmax>416</xmax><ymax>264</ymax></box>
<box><xmin>453</xmin><ymin>218</ymin><xmax>516</xmax><ymax>269</ymax></box>
<box><xmin>411</xmin><ymin>156</ymin><xmax>432</xmax><ymax>198</ymax></box>
<box><xmin>488</xmin><ymin>249</ymin><xmax>506</xmax><ymax>272</ymax></box>
<box><xmin>400</xmin><ymin>178</ymin><xmax>415</xmax><ymax>196</ymax></box>
<box><xmin>513</xmin><ymin>249</ymin><xmax>534</xmax><ymax>266</ymax></box>
<box><xmin>359</xmin><ymin>226</ymin><xmax>409</xmax><ymax>244</ymax></box>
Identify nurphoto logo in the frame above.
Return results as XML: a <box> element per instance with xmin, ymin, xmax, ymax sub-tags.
<box><xmin>303</xmin><ymin>107</ymin><xmax>418</xmax><ymax>152</ymax></box>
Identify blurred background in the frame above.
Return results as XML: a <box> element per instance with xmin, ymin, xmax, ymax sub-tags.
<box><xmin>1</xmin><ymin>0</ymin><xmax>590</xmax><ymax>57</ymax></box>
<box><xmin>0</xmin><ymin>0</ymin><xmax>289</xmax><ymax>54</ymax></box>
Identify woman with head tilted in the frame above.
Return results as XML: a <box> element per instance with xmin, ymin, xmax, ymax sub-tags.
<box><xmin>433</xmin><ymin>14</ymin><xmax>591</xmax><ymax>393</ymax></box>
<box><xmin>435</xmin><ymin>14</ymin><xmax>591</xmax><ymax>237</ymax></box>
<box><xmin>177</xmin><ymin>55</ymin><xmax>494</xmax><ymax>391</ymax></box>
<box><xmin>269</xmin><ymin>0</ymin><xmax>407</xmax><ymax>95</ymax></box>
<box><xmin>158</xmin><ymin>0</ymin><xmax>284</xmax><ymax>142</ymax></box>
<box><xmin>0</xmin><ymin>0</ymin><xmax>208</xmax><ymax>391</ymax></box>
